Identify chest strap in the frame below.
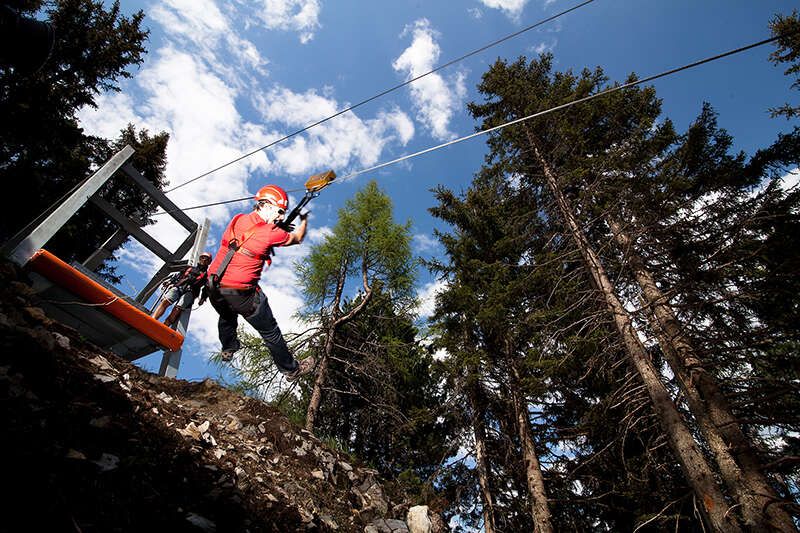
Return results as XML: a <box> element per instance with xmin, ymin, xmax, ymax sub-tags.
<box><xmin>211</xmin><ymin>215</ymin><xmax>268</xmax><ymax>288</ymax></box>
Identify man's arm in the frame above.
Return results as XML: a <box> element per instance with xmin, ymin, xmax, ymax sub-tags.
<box><xmin>284</xmin><ymin>215</ymin><xmax>308</xmax><ymax>246</ymax></box>
<box><xmin>197</xmin><ymin>284</ymin><xmax>209</xmax><ymax>306</ymax></box>
<box><xmin>162</xmin><ymin>272</ymin><xmax>179</xmax><ymax>287</ymax></box>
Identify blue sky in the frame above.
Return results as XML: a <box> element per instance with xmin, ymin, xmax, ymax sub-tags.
<box><xmin>77</xmin><ymin>0</ymin><xmax>798</xmax><ymax>383</ymax></box>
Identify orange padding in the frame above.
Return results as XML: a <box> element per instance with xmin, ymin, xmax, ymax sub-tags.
<box><xmin>27</xmin><ymin>249</ymin><xmax>184</xmax><ymax>352</ymax></box>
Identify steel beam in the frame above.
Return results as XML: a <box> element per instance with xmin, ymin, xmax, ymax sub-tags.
<box><xmin>135</xmin><ymin>231</ymin><xmax>197</xmax><ymax>304</ymax></box>
<box><xmin>82</xmin><ymin>228</ymin><xmax>130</xmax><ymax>271</ymax></box>
<box><xmin>159</xmin><ymin>218</ymin><xmax>209</xmax><ymax>377</ymax></box>
<box><xmin>88</xmin><ymin>196</ymin><xmax>173</xmax><ymax>262</ymax></box>
<box><xmin>121</xmin><ymin>163</ymin><xmax>197</xmax><ymax>233</ymax></box>
<box><xmin>9</xmin><ymin>145</ymin><xmax>135</xmax><ymax>265</ymax></box>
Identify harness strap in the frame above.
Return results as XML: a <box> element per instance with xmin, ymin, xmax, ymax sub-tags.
<box><xmin>211</xmin><ymin>214</ymin><xmax>269</xmax><ymax>288</ymax></box>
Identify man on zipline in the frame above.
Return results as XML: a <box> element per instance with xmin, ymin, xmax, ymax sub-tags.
<box><xmin>206</xmin><ymin>184</ymin><xmax>315</xmax><ymax>381</ymax></box>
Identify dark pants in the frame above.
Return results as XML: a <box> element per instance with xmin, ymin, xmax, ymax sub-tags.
<box><xmin>208</xmin><ymin>287</ymin><xmax>297</xmax><ymax>373</ymax></box>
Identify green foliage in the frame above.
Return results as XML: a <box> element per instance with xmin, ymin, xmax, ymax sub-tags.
<box><xmin>311</xmin><ymin>288</ymin><xmax>451</xmax><ymax>482</ymax></box>
<box><xmin>450</xmin><ymin>43</ymin><xmax>800</xmax><ymax>528</ymax></box>
<box><xmin>769</xmin><ymin>10</ymin><xmax>800</xmax><ymax>119</ymax></box>
<box><xmin>210</xmin><ymin>325</ymin><xmax>303</xmax><ymax>403</ymax></box>
<box><xmin>294</xmin><ymin>181</ymin><xmax>452</xmax><ymax>492</ymax></box>
<box><xmin>428</xmin><ymin>169</ymin><xmax>684</xmax><ymax>530</ymax></box>
<box><xmin>297</xmin><ymin>180</ymin><xmax>416</xmax><ymax>311</ymax></box>
<box><xmin>0</xmin><ymin>0</ymin><xmax>168</xmax><ymax>282</ymax></box>
<box><xmin>274</xmin><ymin>395</ymin><xmax>309</xmax><ymax>428</ymax></box>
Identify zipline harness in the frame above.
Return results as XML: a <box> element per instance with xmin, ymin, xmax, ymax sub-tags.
<box><xmin>209</xmin><ymin>170</ymin><xmax>336</xmax><ymax>288</ymax></box>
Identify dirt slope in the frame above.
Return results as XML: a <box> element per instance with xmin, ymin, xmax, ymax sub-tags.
<box><xmin>0</xmin><ymin>263</ymin><xmax>409</xmax><ymax>533</ymax></box>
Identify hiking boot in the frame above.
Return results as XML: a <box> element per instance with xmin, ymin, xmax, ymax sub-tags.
<box><xmin>285</xmin><ymin>356</ymin><xmax>316</xmax><ymax>382</ymax></box>
<box><xmin>220</xmin><ymin>350</ymin><xmax>236</xmax><ymax>362</ymax></box>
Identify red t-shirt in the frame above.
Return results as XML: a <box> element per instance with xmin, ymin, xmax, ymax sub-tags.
<box><xmin>208</xmin><ymin>211</ymin><xmax>291</xmax><ymax>289</ymax></box>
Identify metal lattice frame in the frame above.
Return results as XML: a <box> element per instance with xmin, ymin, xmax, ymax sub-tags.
<box><xmin>4</xmin><ymin>145</ymin><xmax>207</xmax><ymax>376</ymax></box>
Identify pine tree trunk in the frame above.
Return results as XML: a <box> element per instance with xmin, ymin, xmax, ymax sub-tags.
<box><xmin>525</xmin><ymin>128</ymin><xmax>741</xmax><ymax>532</ymax></box>
<box><xmin>509</xmin><ymin>359</ymin><xmax>554</xmax><ymax>533</ymax></box>
<box><xmin>467</xmin><ymin>376</ymin><xmax>497</xmax><ymax>533</ymax></box>
<box><xmin>305</xmin><ymin>263</ymin><xmax>346</xmax><ymax>432</ymax></box>
<box><xmin>607</xmin><ymin>218</ymin><xmax>796</xmax><ymax>532</ymax></box>
<box><xmin>305</xmin><ymin>326</ymin><xmax>333</xmax><ymax>431</ymax></box>
<box><xmin>305</xmin><ymin>258</ymin><xmax>373</xmax><ymax>432</ymax></box>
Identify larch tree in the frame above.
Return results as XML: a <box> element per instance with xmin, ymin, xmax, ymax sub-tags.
<box><xmin>308</xmin><ymin>286</ymin><xmax>451</xmax><ymax>493</ymax></box>
<box><xmin>297</xmin><ymin>181</ymin><xmax>416</xmax><ymax>432</ymax></box>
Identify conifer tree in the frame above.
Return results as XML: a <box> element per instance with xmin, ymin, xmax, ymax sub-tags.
<box><xmin>297</xmin><ymin>181</ymin><xmax>416</xmax><ymax>431</ymax></box>
<box><xmin>0</xmin><ymin>1</ymin><xmax>168</xmax><ymax>281</ymax></box>
<box><xmin>467</xmin><ymin>49</ymin><xmax>800</xmax><ymax>530</ymax></box>
<box><xmin>430</xmin><ymin>171</ymin><xmax>561</xmax><ymax>532</ymax></box>
<box><xmin>468</xmin><ymin>55</ymin><xmax>747</xmax><ymax>531</ymax></box>
<box><xmin>308</xmin><ymin>287</ymin><xmax>450</xmax><ymax>487</ymax></box>
<box><xmin>769</xmin><ymin>10</ymin><xmax>800</xmax><ymax>120</ymax></box>
<box><xmin>429</xmin><ymin>159</ymin><xmax>702</xmax><ymax>530</ymax></box>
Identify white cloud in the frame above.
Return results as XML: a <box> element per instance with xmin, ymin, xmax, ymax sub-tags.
<box><xmin>254</xmin><ymin>86</ymin><xmax>415</xmax><ymax>175</ymax></box>
<box><xmin>256</xmin><ymin>0</ymin><xmax>321</xmax><ymax>43</ymax></box>
<box><xmin>381</xmin><ymin>109</ymin><xmax>416</xmax><ymax>145</ymax></box>
<box><xmin>468</xmin><ymin>7</ymin><xmax>483</xmax><ymax>19</ymax></box>
<box><xmin>256</xmin><ymin>85</ymin><xmax>337</xmax><ymax>125</ymax></box>
<box><xmin>77</xmin><ymin>91</ymin><xmax>142</xmax><ymax>140</ymax></box>
<box><xmin>413</xmin><ymin>233</ymin><xmax>440</xmax><ymax>253</ymax></box>
<box><xmin>415</xmin><ymin>278</ymin><xmax>447</xmax><ymax>319</ymax></box>
<box><xmin>151</xmin><ymin>0</ymin><xmax>227</xmax><ymax>48</ymax></box>
<box><xmin>531</xmin><ymin>38</ymin><xmax>558</xmax><ymax>55</ymax></box>
<box><xmin>479</xmin><ymin>0</ymin><xmax>529</xmax><ymax>21</ymax></box>
<box><xmin>393</xmin><ymin>19</ymin><xmax>467</xmax><ymax>141</ymax></box>
<box><xmin>183</xmin><ymin>303</ymin><xmax>224</xmax><ymax>353</ymax></box>
<box><xmin>115</xmin><ymin>240</ymin><xmax>164</xmax><ymax>279</ymax></box>
<box><xmin>151</xmin><ymin>0</ymin><xmax>267</xmax><ymax>75</ymax></box>
<box><xmin>780</xmin><ymin>167</ymin><xmax>799</xmax><ymax>191</ymax></box>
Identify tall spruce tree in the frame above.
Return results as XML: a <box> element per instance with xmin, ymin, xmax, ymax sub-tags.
<box><xmin>1</xmin><ymin>1</ymin><xmax>168</xmax><ymax>281</ymax></box>
<box><xmin>470</xmin><ymin>55</ymin><xmax>738</xmax><ymax>530</ymax></box>
<box><xmin>430</xmin><ymin>168</ymin><xmax>589</xmax><ymax>531</ymax></box>
<box><xmin>466</xmin><ymin>47</ymin><xmax>800</xmax><ymax>529</ymax></box>
<box><xmin>429</xmin><ymin>153</ymin><xmax>709</xmax><ymax>530</ymax></box>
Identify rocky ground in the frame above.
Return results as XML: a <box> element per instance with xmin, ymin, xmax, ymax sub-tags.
<box><xmin>0</xmin><ymin>262</ymin><xmax>438</xmax><ymax>533</ymax></box>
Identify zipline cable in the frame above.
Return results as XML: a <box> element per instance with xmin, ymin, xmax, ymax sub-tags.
<box><xmin>162</xmin><ymin>0</ymin><xmax>596</xmax><ymax>194</ymax></box>
<box><xmin>337</xmin><ymin>34</ymin><xmax>785</xmax><ymax>184</ymax></box>
<box><xmin>154</xmin><ymin>33</ymin><xmax>786</xmax><ymax>216</ymax></box>
<box><xmin>152</xmin><ymin>187</ymin><xmax>305</xmax><ymax>216</ymax></box>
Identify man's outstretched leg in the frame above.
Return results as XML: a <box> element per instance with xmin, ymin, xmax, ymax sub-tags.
<box><xmin>152</xmin><ymin>298</ymin><xmax>171</xmax><ymax>320</ymax></box>
<box><xmin>243</xmin><ymin>291</ymin><xmax>315</xmax><ymax>379</ymax></box>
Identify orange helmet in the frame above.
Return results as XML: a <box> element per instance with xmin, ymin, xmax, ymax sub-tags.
<box><xmin>255</xmin><ymin>184</ymin><xmax>289</xmax><ymax>210</ymax></box>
